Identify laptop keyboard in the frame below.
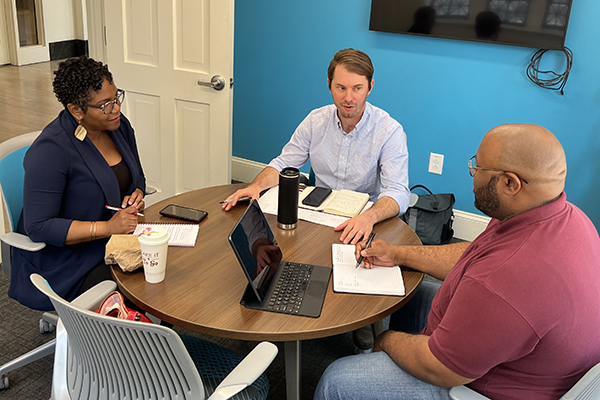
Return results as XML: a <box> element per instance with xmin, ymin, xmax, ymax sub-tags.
<box><xmin>267</xmin><ymin>262</ymin><xmax>314</xmax><ymax>314</ymax></box>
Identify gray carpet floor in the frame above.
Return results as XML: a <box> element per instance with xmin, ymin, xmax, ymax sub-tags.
<box><xmin>0</xmin><ymin>272</ymin><xmax>374</xmax><ymax>400</ymax></box>
<box><xmin>0</xmin><ymin>250</ymin><xmax>449</xmax><ymax>400</ymax></box>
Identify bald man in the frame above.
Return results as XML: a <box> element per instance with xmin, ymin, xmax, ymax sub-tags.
<box><xmin>314</xmin><ymin>124</ymin><xmax>600</xmax><ymax>400</ymax></box>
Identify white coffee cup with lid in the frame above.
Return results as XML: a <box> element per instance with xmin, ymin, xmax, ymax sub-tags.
<box><xmin>137</xmin><ymin>226</ymin><xmax>170</xmax><ymax>283</ymax></box>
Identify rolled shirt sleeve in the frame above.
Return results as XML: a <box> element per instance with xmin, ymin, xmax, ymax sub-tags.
<box><xmin>376</xmin><ymin>121</ymin><xmax>410</xmax><ymax>214</ymax></box>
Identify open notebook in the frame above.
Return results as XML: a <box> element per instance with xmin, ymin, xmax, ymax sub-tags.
<box><xmin>299</xmin><ymin>187</ymin><xmax>369</xmax><ymax>218</ymax></box>
<box><xmin>332</xmin><ymin>244</ymin><xmax>405</xmax><ymax>296</ymax></box>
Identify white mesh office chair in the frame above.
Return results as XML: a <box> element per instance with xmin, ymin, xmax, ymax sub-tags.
<box><xmin>450</xmin><ymin>364</ymin><xmax>600</xmax><ymax>400</ymax></box>
<box><xmin>30</xmin><ymin>273</ymin><xmax>278</xmax><ymax>400</ymax></box>
<box><xmin>0</xmin><ymin>131</ymin><xmax>55</xmax><ymax>390</ymax></box>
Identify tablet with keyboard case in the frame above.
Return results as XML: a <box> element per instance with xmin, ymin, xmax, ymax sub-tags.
<box><xmin>228</xmin><ymin>200</ymin><xmax>331</xmax><ymax>317</ymax></box>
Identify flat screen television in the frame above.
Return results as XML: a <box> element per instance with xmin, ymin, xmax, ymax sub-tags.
<box><xmin>369</xmin><ymin>0</ymin><xmax>573</xmax><ymax>50</ymax></box>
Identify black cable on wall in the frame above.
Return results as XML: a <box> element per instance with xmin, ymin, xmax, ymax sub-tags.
<box><xmin>526</xmin><ymin>46</ymin><xmax>573</xmax><ymax>95</ymax></box>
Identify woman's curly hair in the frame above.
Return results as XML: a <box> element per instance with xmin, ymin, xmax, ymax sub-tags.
<box><xmin>52</xmin><ymin>56</ymin><xmax>114</xmax><ymax>112</ymax></box>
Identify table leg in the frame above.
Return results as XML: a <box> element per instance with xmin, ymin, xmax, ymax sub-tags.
<box><xmin>284</xmin><ymin>340</ymin><xmax>301</xmax><ymax>400</ymax></box>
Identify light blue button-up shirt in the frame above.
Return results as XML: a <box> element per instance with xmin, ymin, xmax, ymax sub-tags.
<box><xmin>268</xmin><ymin>102</ymin><xmax>410</xmax><ymax>214</ymax></box>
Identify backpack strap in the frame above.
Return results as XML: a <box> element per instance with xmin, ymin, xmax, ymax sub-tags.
<box><xmin>406</xmin><ymin>207</ymin><xmax>418</xmax><ymax>232</ymax></box>
<box><xmin>409</xmin><ymin>184</ymin><xmax>433</xmax><ymax>195</ymax></box>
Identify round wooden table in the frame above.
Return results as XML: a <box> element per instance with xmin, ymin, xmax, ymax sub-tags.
<box><xmin>112</xmin><ymin>183</ymin><xmax>423</xmax><ymax>400</ymax></box>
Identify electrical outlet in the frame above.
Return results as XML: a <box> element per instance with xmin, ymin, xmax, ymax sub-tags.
<box><xmin>428</xmin><ymin>153</ymin><xmax>444</xmax><ymax>175</ymax></box>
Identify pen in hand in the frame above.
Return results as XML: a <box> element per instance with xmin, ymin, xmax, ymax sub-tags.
<box><xmin>356</xmin><ymin>231</ymin><xmax>376</xmax><ymax>268</ymax></box>
<box><xmin>105</xmin><ymin>205</ymin><xmax>144</xmax><ymax>217</ymax></box>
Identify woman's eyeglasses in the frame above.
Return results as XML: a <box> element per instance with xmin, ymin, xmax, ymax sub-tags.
<box><xmin>86</xmin><ymin>89</ymin><xmax>125</xmax><ymax>115</ymax></box>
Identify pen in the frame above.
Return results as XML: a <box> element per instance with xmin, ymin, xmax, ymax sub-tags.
<box><xmin>356</xmin><ymin>231</ymin><xmax>376</xmax><ymax>268</ymax></box>
<box><xmin>105</xmin><ymin>205</ymin><xmax>144</xmax><ymax>217</ymax></box>
<box><xmin>219</xmin><ymin>196</ymin><xmax>251</xmax><ymax>204</ymax></box>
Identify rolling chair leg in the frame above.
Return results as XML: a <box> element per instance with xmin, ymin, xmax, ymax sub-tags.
<box><xmin>40</xmin><ymin>312</ymin><xmax>59</xmax><ymax>333</ymax></box>
<box><xmin>354</xmin><ymin>320</ymin><xmax>386</xmax><ymax>353</ymax></box>
<box><xmin>0</xmin><ymin>339</ymin><xmax>56</xmax><ymax>389</ymax></box>
<box><xmin>372</xmin><ymin>319</ymin><xmax>385</xmax><ymax>337</ymax></box>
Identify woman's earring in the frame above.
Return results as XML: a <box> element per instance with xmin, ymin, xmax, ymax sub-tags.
<box><xmin>74</xmin><ymin>122</ymin><xmax>87</xmax><ymax>141</ymax></box>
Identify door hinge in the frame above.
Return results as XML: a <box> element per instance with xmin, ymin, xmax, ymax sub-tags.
<box><xmin>103</xmin><ymin>26</ymin><xmax>107</xmax><ymax>46</ymax></box>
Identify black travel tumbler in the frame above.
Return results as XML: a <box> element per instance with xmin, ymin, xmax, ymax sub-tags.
<box><xmin>277</xmin><ymin>167</ymin><xmax>300</xmax><ymax>229</ymax></box>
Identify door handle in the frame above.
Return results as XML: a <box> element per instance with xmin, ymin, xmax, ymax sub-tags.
<box><xmin>197</xmin><ymin>75</ymin><xmax>226</xmax><ymax>91</ymax></box>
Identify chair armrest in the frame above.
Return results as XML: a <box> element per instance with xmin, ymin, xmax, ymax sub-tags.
<box><xmin>207</xmin><ymin>341</ymin><xmax>278</xmax><ymax>400</ymax></box>
<box><xmin>449</xmin><ymin>386</ymin><xmax>491</xmax><ymax>400</ymax></box>
<box><xmin>299</xmin><ymin>175</ymin><xmax>309</xmax><ymax>186</ymax></box>
<box><xmin>1</xmin><ymin>232</ymin><xmax>45</xmax><ymax>251</ymax></box>
<box><xmin>71</xmin><ymin>280</ymin><xmax>117</xmax><ymax>311</ymax></box>
<box><xmin>560</xmin><ymin>362</ymin><xmax>600</xmax><ymax>400</ymax></box>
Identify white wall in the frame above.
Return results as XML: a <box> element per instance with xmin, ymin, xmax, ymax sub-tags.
<box><xmin>43</xmin><ymin>0</ymin><xmax>85</xmax><ymax>43</ymax></box>
<box><xmin>0</xmin><ymin>3</ymin><xmax>11</xmax><ymax>64</ymax></box>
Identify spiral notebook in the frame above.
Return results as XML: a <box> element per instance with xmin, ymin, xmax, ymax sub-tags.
<box><xmin>133</xmin><ymin>223</ymin><xmax>199</xmax><ymax>247</ymax></box>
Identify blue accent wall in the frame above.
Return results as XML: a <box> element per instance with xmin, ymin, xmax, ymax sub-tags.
<box><xmin>233</xmin><ymin>1</ymin><xmax>600</xmax><ymax>229</ymax></box>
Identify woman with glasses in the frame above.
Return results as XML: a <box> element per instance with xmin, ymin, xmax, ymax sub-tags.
<box><xmin>8</xmin><ymin>56</ymin><xmax>147</xmax><ymax>311</ymax></box>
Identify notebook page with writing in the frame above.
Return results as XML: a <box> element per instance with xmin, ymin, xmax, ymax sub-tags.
<box><xmin>322</xmin><ymin>190</ymin><xmax>369</xmax><ymax>217</ymax></box>
<box><xmin>299</xmin><ymin>187</ymin><xmax>369</xmax><ymax>217</ymax></box>
<box><xmin>133</xmin><ymin>223</ymin><xmax>199</xmax><ymax>247</ymax></box>
<box><xmin>332</xmin><ymin>244</ymin><xmax>405</xmax><ymax>296</ymax></box>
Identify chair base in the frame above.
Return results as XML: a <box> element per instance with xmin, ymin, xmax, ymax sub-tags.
<box><xmin>0</xmin><ymin>339</ymin><xmax>56</xmax><ymax>389</ymax></box>
<box><xmin>41</xmin><ymin>312</ymin><xmax>59</xmax><ymax>332</ymax></box>
<box><xmin>0</xmin><ymin>312</ymin><xmax>57</xmax><ymax>390</ymax></box>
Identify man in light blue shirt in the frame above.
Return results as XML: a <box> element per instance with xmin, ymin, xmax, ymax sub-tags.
<box><xmin>224</xmin><ymin>48</ymin><xmax>409</xmax><ymax>246</ymax></box>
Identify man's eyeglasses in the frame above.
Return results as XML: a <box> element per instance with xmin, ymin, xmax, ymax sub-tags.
<box><xmin>86</xmin><ymin>89</ymin><xmax>125</xmax><ymax>115</ymax></box>
<box><xmin>468</xmin><ymin>155</ymin><xmax>529</xmax><ymax>184</ymax></box>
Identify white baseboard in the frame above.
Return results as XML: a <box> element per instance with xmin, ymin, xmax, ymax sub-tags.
<box><xmin>452</xmin><ymin>209</ymin><xmax>490</xmax><ymax>242</ymax></box>
<box><xmin>231</xmin><ymin>157</ymin><xmax>489</xmax><ymax>241</ymax></box>
<box><xmin>232</xmin><ymin>156</ymin><xmax>309</xmax><ymax>182</ymax></box>
<box><xmin>232</xmin><ymin>156</ymin><xmax>265</xmax><ymax>183</ymax></box>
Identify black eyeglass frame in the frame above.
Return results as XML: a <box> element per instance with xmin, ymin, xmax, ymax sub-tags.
<box><xmin>468</xmin><ymin>155</ymin><xmax>529</xmax><ymax>184</ymax></box>
<box><xmin>86</xmin><ymin>89</ymin><xmax>125</xmax><ymax>115</ymax></box>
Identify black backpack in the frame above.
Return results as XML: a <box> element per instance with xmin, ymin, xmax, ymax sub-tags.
<box><xmin>400</xmin><ymin>185</ymin><xmax>455</xmax><ymax>245</ymax></box>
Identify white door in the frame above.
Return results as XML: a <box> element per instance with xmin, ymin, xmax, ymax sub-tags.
<box><xmin>3</xmin><ymin>0</ymin><xmax>49</xmax><ymax>65</ymax></box>
<box><xmin>103</xmin><ymin>0</ymin><xmax>234</xmax><ymax>204</ymax></box>
<box><xmin>0</xmin><ymin>4</ymin><xmax>11</xmax><ymax>65</ymax></box>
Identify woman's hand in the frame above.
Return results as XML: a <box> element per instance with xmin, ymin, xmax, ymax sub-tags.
<box><xmin>122</xmin><ymin>188</ymin><xmax>145</xmax><ymax>211</ymax></box>
<box><xmin>107</xmin><ymin>205</ymin><xmax>140</xmax><ymax>235</ymax></box>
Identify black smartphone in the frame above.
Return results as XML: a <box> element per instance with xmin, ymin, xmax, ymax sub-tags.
<box><xmin>302</xmin><ymin>187</ymin><xmax>332</xmax><ymax>207</ymax></box>
<box><xmin>159</xmin><ymin>204</ymin><xmax>208</xmax><ymax>223</ymax></box>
